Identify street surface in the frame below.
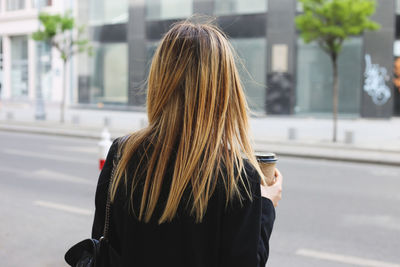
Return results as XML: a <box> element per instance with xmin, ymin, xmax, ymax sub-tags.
<box><xmin>0</xmin><ymin>131</ymin><xmax>399</xmax><ymax>266</ymax></box>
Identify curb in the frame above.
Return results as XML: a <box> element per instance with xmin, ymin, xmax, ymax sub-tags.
<box><xmin>262</xmin><ymin>151</ymin><xmax>400</xmax><ymax>167</ymax></box>
<box><xmin>0</xmin><ymin>124</ymin><xmax>126</xmax><ymax>140</ymax></box>
<box><xmin>255</xmin><ymin>139</ymin><xmax>400</xmax><ymax>154</ymax></box>
<box><xmin>0</xmin><ymin>125</ymin><xmax>101</xmax><ymax>140</ymax></box>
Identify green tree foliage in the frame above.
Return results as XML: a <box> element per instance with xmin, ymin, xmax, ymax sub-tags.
<box><xmin>32</xmin><ymin>11</ymin><xmax>92</xmax><ymax>123</ymax></box>
<box><xmin>296</xmin><ymin>0</ymin><xmax>379</xmax><ymax>54</ymax></box>
<box><xmin>32</xmin><ymin>11</ymin><xmax>92</xmax><ymax>62</ymax></box>
<box><xmin>295</xmin><ymin>0</ymin><xmax>379</xmax><ymax>142</ymax></box>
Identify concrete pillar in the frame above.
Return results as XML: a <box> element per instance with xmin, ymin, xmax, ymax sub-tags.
<box><xmin>128</xmin><ymin>0</ymin><xmax>146</xmax><ymax>106</ymax></box>
<box><xmin>266</xmin><ymin>0</ymin><xmax>297</xmax><ymax>114</ymax></box>
<box><xmin>361</xmin><ymin>0</ymin><xmax>396</xmax><ymax>118</ymax></box>
<box><xmin>76</xmin><ymin>0</ymin><xmax>90</xmax><ymax>104</ymax></box>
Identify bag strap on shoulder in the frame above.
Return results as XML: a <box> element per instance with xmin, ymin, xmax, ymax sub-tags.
<box><xmin>102</xmin><ymin>135</ymin><xmax>129</xmax><ymax>239</ymax></box>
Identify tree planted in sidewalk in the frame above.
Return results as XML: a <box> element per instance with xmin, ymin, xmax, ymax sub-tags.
<box><xmin>295</xmin><ymin>0</ymin><xmax>379</xmax><ymax>142</ymax></box>
<box><xmin>32</xmin><ymin>11</ymin><xmax>92</xmax><ymax>123</ymax></box>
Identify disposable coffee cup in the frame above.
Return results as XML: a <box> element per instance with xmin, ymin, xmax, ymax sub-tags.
<box><xmin>255</xmin><ymin>153</ymin><xmax>278</xmax><ymax>186</ymax></box>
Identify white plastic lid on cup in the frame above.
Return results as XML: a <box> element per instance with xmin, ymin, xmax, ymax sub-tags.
<box><xmin>255</xmin><ymin>152</ymin><xmax>277</xmax><ymax>163</ymax></box>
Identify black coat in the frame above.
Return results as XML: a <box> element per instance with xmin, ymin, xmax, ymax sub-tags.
<box><xmin>92</xmin><ymin>137</ymin><xmax>275</xmax><ymax>267</ymax></box>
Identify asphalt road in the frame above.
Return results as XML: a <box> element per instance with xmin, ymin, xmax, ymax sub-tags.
<box><xmin>0</xmin><ymin>131</ymin><xmax>399</xmax><ymax>267</ymax></box>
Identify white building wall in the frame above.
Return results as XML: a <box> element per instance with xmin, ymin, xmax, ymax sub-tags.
<box><xmin>0</xmin><ymin>0</ymin><xmax>73</xmax><ymax>121</ymax></box>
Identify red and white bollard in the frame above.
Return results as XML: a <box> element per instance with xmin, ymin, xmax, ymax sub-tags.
<box><xmin>98</xmin><ymin>128</ymin><xmax>112</xmax><ymax>170</ymax></box>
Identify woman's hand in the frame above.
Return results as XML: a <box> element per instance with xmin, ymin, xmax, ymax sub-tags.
<box><xmin>260</xmin><ymin>168</ymin><xmax>283</xmax><ymax>207</ymax></box>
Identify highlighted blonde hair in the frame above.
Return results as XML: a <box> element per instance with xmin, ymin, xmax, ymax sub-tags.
<box><xmin>110</xmin><ymin>19</ymin><xmax>265</xmax><ymax>224</ymax></box>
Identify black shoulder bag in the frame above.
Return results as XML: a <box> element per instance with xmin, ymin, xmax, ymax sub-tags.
<box><xmin>64</xmin><ymin>138</ymin><xmax>122</xmax><ymax>267</ymax></box>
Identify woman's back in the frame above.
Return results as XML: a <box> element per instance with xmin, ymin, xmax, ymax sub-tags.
<box><xmin>92</xmin><ymin>137</ymin><xmax>275</xmax><ymax>267</ymax></box>
<box><xmin>91</xmin><ymin>19</ymin><xmax>277</xmax><ymax>267</ymax></box>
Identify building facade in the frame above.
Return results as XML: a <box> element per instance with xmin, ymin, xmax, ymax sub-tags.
<box><xmin>1</xmin><ymin>0</ymin><xmax>398</xmax><ymax>122</ymax></box>
<box><xmin>76</xmin><ymin>0</ymin><xmax>398</xmax><ymax>119</ymax></box>
<box><xmin>0</xmin><ymin>0</ymin><xmax>75</xmax><ymax>121</ymax></box>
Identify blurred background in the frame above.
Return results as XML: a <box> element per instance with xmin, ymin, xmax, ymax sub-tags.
<box><xmin>0</xmin><ymin>0</ymin><xmax>399</xmax><ymax>266</ymax></box>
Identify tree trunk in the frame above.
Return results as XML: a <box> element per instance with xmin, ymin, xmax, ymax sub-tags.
<box><xmin>331</xmin><ymin>54</ymin><xmax>338</xmax><ymax>143</ymax></box>
<box><xmin>60</xmin><ymin>60</ymin><xmax>67</xmax><ymax>123</ymax></box>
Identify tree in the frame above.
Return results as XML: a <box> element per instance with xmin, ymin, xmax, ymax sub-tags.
<box><xmin>32</xmin><ymin>11</ymin><xmax>92</xmax><ymax>123</ymax></box>
<box><xmin>295</xmin><ymin>0</ymin><xmax>379</xmax><ymax>142</ymax></box>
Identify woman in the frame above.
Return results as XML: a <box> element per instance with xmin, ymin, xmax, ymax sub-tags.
<box><xmin>92</xmin><ymin>19</ymin><xmax>283</xmax><ymax>267</ymax></box>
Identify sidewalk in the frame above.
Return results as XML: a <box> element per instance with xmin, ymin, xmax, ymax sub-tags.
<box><xmin>1</xmin><ymin>117</ymin><xmax>399</xmax><ymax>166</ymax></box>
<box><xmin>250</xmin><ymin>116</ymin><xmax>400</xmax><ymax>166</ymax></box>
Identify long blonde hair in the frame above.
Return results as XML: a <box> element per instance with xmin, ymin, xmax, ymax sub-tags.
<box><xmin>110</xmin><ymin>19</ymin><xmax>265</xmax><ymax>224</ymax></box>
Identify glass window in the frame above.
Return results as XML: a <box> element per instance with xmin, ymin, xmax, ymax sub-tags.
<box><xmin>10</xmin><ymin>36</ymin><xmax>29</xmax><ymax>98</ymax></box>
<box><xmin>89</xmin><ymin>43</ymin><xmax>128</xmax><ymax>104</ymax></box>
<box><xmin>146</xmin><ymin>41</ymin><xmax>158</xmax><ymax>74</ymax></box>
<box><xmin>295</xmin><ymin>37</ymin><xmax>363</xmax><ymax>115</ymax></box>
<box><xmin>145</xmin><ymin>39</ymin><xmax>266</xmax><ymax>112</ymax></box>
<box><xmin>394</xmin><ymin>40</ymin><xmax>400</xmax><ymax>57</ymax></box>
<box><xmin>231</xmin><ymin>38</ymin><xmax>267</xmax><ymax>112</ymax></box>
<box><xmin>32</xmin><ymin>0</ymin><xmax>52</xmax><ymax>8</ymax></box>
<box><xmin>129</xmin><ymin>41</ymin><xmax>159</xmax><ymax>103</ymax></box>
<box><xmin>146</xmin><ymin>0</ymin><xmax>193</xmax><ymax>20</ymax></box>
<box><xmin>215</xmin><ymin>0</ymin><xmax>267</xmax><ymax>15</ymax></box>
<box><xmin>89</xmin><ymin>0</ymin><xmax>128</xmax><ymax>25</ymax></box>
<box><xmin>296</xmin><ymin>1</ymin><xmax>304</xmax><ymax>13</ymax></box>
<box><xmin>37</xmin><ymin>41</ymin><xmax>52</xmax><ymax>100</ymax></box>
<box><xmin>397</xmin><ymin>0</ymin><xmax>400</xmax><ymax>15</ymax></box>
<box><xmin>6</xmin><ymin>0</ymin><xmax>25</xmax><ymax>11</ymax></box>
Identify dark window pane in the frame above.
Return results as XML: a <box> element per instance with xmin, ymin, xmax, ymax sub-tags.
<box><xmin>295</xmin><ymin>37</ymin><xmax>362</xmax><ymax>115</ymax></box>
<box><xmin>7</xmin><ymin>0</ymin><xmax>25</xmax><ymax>11</ymax></box>
<box><xmin>146</xmin><ymin>0</ymin><xmax>192</xmax><ymax>20</ymax></box>
<box><xmin>10</xmin><ymin>36</ymin><xmax>29</xmax><ymax>97</ymax></box>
